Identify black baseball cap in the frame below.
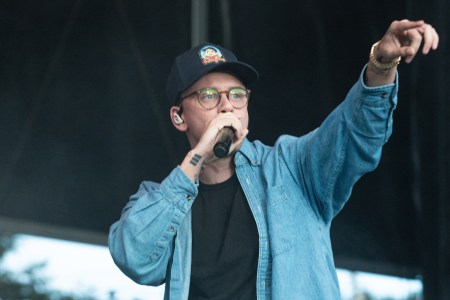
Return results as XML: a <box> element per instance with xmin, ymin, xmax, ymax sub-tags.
<box><xmin>166</xmin><ymin>43</ymin><xmax>259</xmax><ymax>105</ymax></box>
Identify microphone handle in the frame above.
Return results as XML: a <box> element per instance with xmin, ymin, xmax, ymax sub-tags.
<box><xmin>213</xmin><ymin>127</ymin><xmax>234</xmax><ymax>158</ymax></box>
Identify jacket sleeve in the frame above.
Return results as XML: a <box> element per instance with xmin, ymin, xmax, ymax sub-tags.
<box><xmin>279</xmin><ymin>65</ymin><xmax>398</xmax><ymax>223</ymax></box>
<box><xmin>108</xmin><ymin>166</ymin><xmax>198</xmax><ymax>285</ymax></box>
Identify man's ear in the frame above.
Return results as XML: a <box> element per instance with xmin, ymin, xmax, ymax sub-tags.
<box><xmin>170</xmin><ymin>106</ymin><xmax>187</xmax><ymax>131</ymax></box>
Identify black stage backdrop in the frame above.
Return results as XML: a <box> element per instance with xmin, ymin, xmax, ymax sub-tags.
<box><xmin>0</xmin><ymin>0</ymin><xmax>449</xmax><ymax>298</ymax></box>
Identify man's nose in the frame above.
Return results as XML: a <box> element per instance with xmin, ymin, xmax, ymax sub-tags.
<box><xmin>219</xmin><ymin>92</ymin><xmax>234</xmax><ymax>112</ymax></box>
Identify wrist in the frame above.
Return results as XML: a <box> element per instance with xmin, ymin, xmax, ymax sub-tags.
<box><xmin>186</xmin><ymin>150</ymin><xmax>208</xmax><ymax>167</ymax></box>
<box><xmin>179</xmin><ymin>150</ymin><xmax>208</xmax><ymax>183</ymax></box>
<box><xmin>369</xmin><ymin>41</ymin><xmax>401</xmax><ymax>72</ymax></box>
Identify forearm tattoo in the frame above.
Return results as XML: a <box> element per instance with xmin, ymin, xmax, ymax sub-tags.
<box><xmin>189</xmin><ymin>153</ymin><xmax>202</xmax><ymax>166</ymax></box>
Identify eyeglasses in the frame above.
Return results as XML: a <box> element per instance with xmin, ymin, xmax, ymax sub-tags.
<box><xmin>182</xmin><ymin>87</ymin><xmax>251</xmax><ymax>110</ymax></box>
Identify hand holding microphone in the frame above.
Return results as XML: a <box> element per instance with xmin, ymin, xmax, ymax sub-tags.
<box><xmin>198</xmin><ymin>112</ymin><xmax>247</xmax><ymax>160</ymax></box>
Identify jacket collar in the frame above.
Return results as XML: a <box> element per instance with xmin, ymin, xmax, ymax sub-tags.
<box><xmin>234</xmin><ymin>138</ymin><xmax>261</xmax><ymax>167</ymax></box>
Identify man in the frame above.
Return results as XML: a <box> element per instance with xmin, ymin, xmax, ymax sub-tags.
<box><xmin>109</xmin><ymin>20</ymin><xmax>438</xmax><ymax>299</ymax></box>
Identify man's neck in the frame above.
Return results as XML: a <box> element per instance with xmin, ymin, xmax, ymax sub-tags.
<box><xmin>200</xmin><ymin>156</ymin><xmax>235</xmax><ymax>185</ymax></box>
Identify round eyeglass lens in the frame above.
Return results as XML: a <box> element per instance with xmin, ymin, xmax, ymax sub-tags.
<box><xmin>199</xmin><ymin>88</ymin><xmax>220</xmax><ymax>108</ymax></box>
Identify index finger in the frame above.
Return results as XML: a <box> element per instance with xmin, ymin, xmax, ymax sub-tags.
<box><xmin>391</xmin><ymin>19</ymin><xmax>425</xmax><ymax>35</ymax></box>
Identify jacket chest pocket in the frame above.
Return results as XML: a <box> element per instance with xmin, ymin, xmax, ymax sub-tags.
<box><xmin>267</xmin><ymin>184</ymin><xmax>313</xmax><ymax>257</ymax></box>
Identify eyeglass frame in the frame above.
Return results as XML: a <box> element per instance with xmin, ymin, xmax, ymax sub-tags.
<box><xmin>179</xmin><ymin>86</ymin><xmax>251</xmax><ymax>110</ymax></box>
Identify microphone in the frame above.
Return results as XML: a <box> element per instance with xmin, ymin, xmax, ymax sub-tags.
<box><xmin>213</xmin><ymin>127</ymin><xmax>235</xmax><ymax>158</ymax></box>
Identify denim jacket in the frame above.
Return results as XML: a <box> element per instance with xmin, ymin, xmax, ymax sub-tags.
<box><xmin>109</xmin><ymin>67</ymin><xmax>398</xmax><ymax>300</ymax></box>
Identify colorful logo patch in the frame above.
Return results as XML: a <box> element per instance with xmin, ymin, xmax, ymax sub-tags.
<box><xmin>198</xmin><ymin>45</ymin><xmax>226</xmax><ymax>65</ymax></box>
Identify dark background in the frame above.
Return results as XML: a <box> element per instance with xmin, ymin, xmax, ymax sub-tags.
<box><xmin>0</xmin><ymin>0</ymin><xmax>448</xmax><ymax>298</ymax></box>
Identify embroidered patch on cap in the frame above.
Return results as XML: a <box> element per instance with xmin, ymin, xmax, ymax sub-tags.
<box><xmin>198</xmin><ymin>45</ymin><xmax>226</xmax><ymax>65</ymax></box>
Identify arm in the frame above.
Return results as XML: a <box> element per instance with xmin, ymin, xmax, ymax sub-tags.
<box><xmin>282</xmin><ymin>20</ymin><xmax>438</xmax><ymax>222</ymax></box>
<box><xmin>108</xmin><ymin>167</ymin><xmax>197</xmax><ymax>285</ymax></box>
<box><xmin>293</xmin><ymin>72</ymin><xmax>398</xmax><ymax>223</ymax></box>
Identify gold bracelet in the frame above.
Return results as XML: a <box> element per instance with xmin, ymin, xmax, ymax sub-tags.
<box><xmin>369</xmin><ymin>41</ymin><xmax>401</xmax><ymax>71</ymax></box>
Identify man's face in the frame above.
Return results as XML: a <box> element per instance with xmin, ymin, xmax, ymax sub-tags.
<box><xmin>175</xmin><ymin>72</ymin><xmax>249</xmax><ymax>147</ymax></box>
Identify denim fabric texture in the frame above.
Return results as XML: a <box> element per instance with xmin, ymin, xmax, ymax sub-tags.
<box><xmin>109</xmin><ymin>66</ymin><xmax>398</xmax><ymax>300</ymax></box>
